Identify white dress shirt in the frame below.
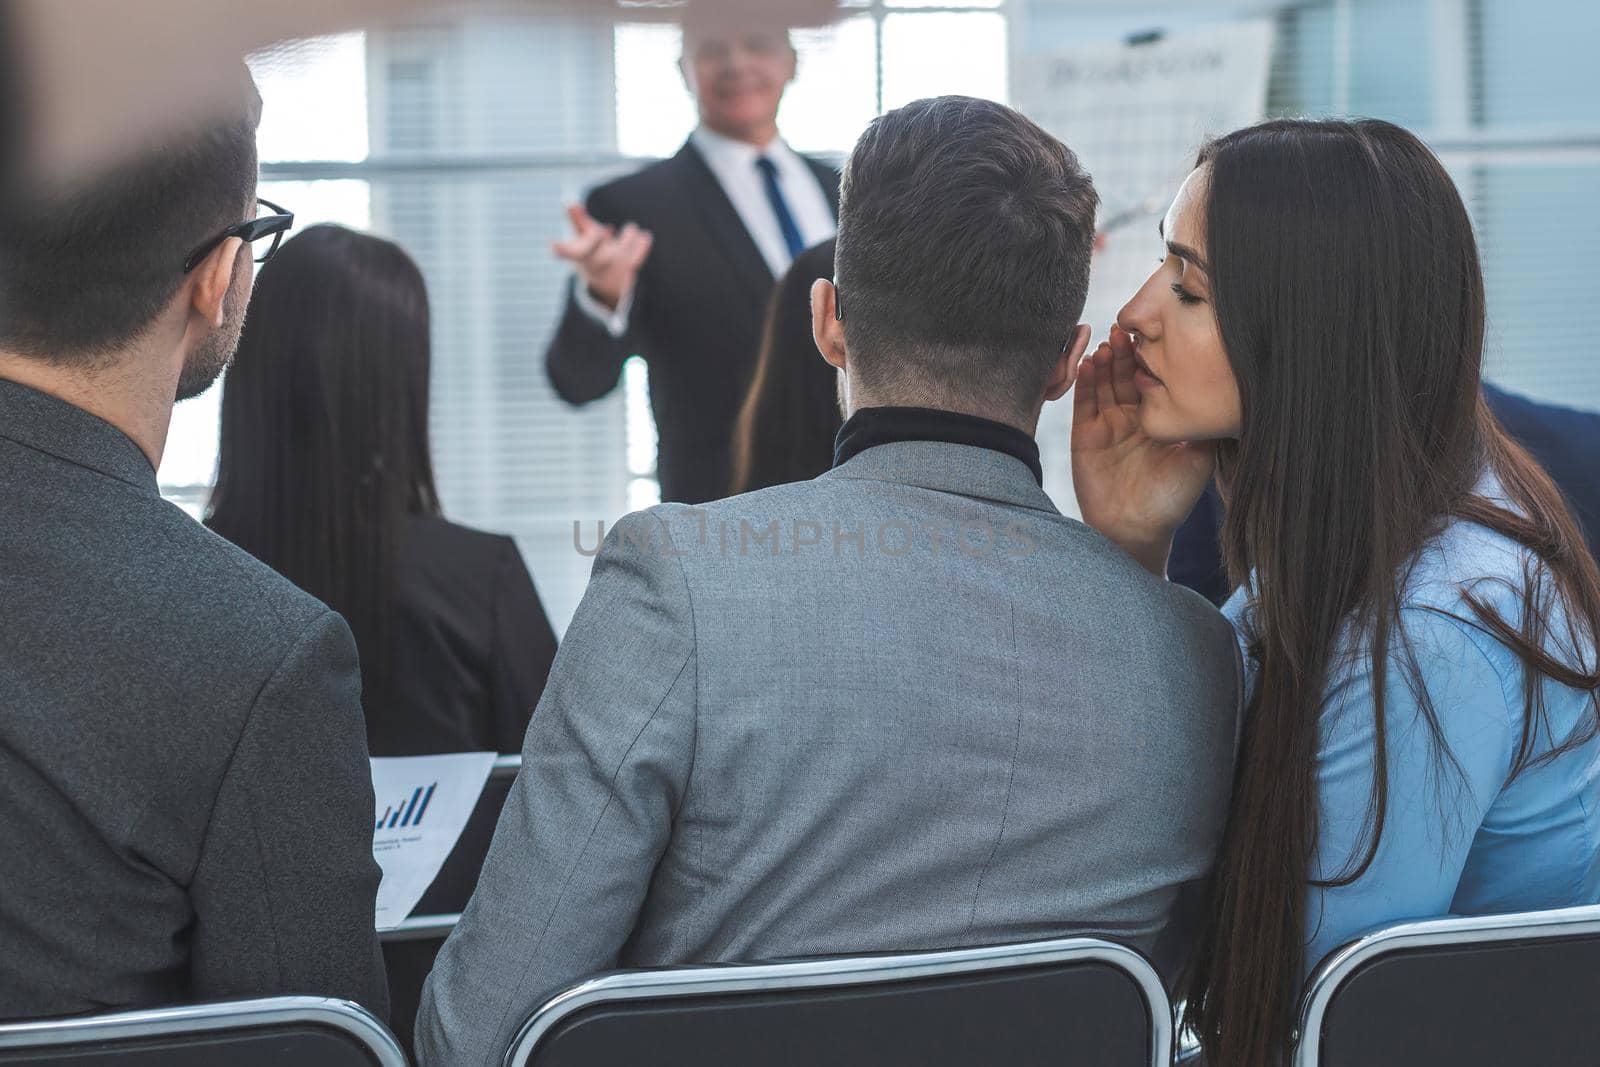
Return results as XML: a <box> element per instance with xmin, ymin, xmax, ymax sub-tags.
<box><xmin>573</xmin><ymin>125</ymin><xmax>837</xmax><ymax>337</ymax></box>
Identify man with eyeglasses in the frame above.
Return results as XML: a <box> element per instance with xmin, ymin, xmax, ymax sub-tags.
<box><xmin>546</xmin><ymin>4</ymin><xmax>840</xmax><ymax>505</ymax></box>
<box><xmin>0</xmin><ymin>73</ymin><xmax>388</xmax><ymax>1020</ymax></box>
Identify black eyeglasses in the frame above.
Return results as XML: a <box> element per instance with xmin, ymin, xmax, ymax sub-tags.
<box><xmin>183</xmin><ymin>198</ymin><xmax>294</xmax><ymax>273</ymax></box>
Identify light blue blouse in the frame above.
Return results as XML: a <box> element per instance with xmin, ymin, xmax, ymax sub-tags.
<box><xmin>1223</xmin><ymin>499</ymin><xmax>1600</xmax><ymax>972</ymax></box>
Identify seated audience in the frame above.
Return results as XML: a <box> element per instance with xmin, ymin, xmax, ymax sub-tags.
<box><xmin>207</xmin><ymin>225</ymin><xmax>558</xmax><ymax>760</ymax></box>
<box><xmin>1072</xmin><ymin>118</ymin><xmax>1600</xmax><ymax>1067</ymax></box>
<box><xmin>729</xmin><ymin>237</ymin><xmax>842</xmax><ymax>495</ymax></box>
<box><xmin>1172</xmin><ymin>384</ymin><xmax>1600</xmax><ymax>605</ymax></box>
<box><xmin>416</xmin><ymin>95</ymin><xmax>1242</xmax><ymax>1066</ymax></box>
<box><xmin>0</xmin><ymin>76</ymin><xmax>386</xmax><ymax>1019</ymax></box>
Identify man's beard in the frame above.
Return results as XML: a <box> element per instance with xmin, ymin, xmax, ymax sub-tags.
<box><xmin>175</xmin><ymin>279</ymin><xmax>248</xmax><ymax>402</ymax></box>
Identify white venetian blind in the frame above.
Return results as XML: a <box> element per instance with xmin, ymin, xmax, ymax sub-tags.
<box><xmin>363</xmin><ymin>9</ymin><xmax>631</xmax><ymax>638</ymax></box>
<box><xmin>1259</xmin><ymin>0</ymin><xmax>1600</xmax><ymax>414</ymax></box>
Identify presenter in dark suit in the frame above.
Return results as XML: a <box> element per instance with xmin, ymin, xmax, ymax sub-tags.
<box><xmin>545</xmin><ymin>15</ymin><xmax>840</xmax><ymax>504</ymax></box>
<box><xmin>0</xmin><ymin>78</ymin><xmax>386</xmax><ymax>1019</ymax></box>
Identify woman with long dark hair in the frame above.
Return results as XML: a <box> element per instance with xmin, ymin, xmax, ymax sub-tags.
<box><xmin>208</xmin><ymin>225</ymin><xmax>557</xmax><ymax>758</ymax></box>
<box><xmin>1072</xmin><ymin>119</ymin><xmax>1600</xmax><ymax>1066</ymax></box>
<box><xmin>729</xmin><ymin>238</ymin><xmax>842</xmax><ymax>495</ymax></box>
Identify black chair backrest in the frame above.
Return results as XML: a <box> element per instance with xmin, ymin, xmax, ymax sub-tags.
<box><xmin>508</xmin><ymin>937</ymin><xmax>1172</xmax><ymax>1067</ymax></box>
<box><xmin>0</xmin><ymin>997</ymin><xmax>406</xmax><ymax>1067</ymax></box>
<box><xmin>1294</xmin><ymin>905</ymin><xmax>1600</xmax><ymax>1067</ymax></box>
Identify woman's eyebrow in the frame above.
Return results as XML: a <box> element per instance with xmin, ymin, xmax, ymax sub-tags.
<box><xmin>1166</xmin><ymin>240</ymin><xmax>1210</xmax><ymax>274</ymax></box>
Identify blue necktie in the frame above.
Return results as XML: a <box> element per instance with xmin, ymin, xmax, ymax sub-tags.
<box><xmin>756</xmin><ymin>156</ymin><xmax>807</xmax><ymax>261</ymax></box>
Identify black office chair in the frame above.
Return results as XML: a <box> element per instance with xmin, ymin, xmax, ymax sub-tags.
<box><xmin>0</xmin><ymin>996</ymin><xmax>406</xmax><ymax>1067</ymax></box>
<box><xmin>1292</xmin><ymin>904</ymin><xmax>1600</xmax><ymax>1066</ymax></box>
<box><xmin>505</xmin><ymin>936</ymin><xmax>1173</xmax><ymax>1067</ymax></box>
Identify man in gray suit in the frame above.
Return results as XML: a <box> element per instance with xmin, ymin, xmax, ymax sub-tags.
<box><xmin>0</xmin><ymin>75</ymin><xmax>387</xmax><ymax>1018</ymax></box>
<box><xmin>417</xmin><ymin>95</ymin><xmax>1239</xmax><ymax>1065</ymax></box>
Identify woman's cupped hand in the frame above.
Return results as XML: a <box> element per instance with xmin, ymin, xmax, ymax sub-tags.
<box><xmin>1071</xmin><ymin>325</ymin><xmax>1216</xmax><ymax>577</ymax></box>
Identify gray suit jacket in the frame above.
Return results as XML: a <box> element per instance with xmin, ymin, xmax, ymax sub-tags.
<box><xmin>0</xmin><ymin>379</ymin><xmax>387</xmax><ymax>1020</ymax></box>
<box><xmin>416</xmin><ymin>439</ymin><xmax>1240</xmax><ymax>1065</ymax></box>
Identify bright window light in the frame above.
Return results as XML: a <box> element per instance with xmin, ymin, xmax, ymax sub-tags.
<box><xmin>881</xmin><ymin>12</ymin><xmax>1008</xmax><ymax>111</ymax></box>
<box><xmin>250</xmin><ymin>33</ymin><xmax>370</xmax><ymax>163</ymax></box>
<box><xmin>624</xmin><ymin>356</ymin><xmax>658</xmax><ymax>479</ymax></box>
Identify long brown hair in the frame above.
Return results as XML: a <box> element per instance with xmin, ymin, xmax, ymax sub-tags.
<box><xmin>1182</xmin><ymin>119</ymin><xmax>1600</xmax><ymax>1066</ymax></box>
<box><xmin>729</xmin><ymin>238</ymin><xmax>841</xmax><ymax>494</ymax></box>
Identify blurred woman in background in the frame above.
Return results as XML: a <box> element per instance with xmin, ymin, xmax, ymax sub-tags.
<box><xmin>208</xmin><ymin>224</ymin><xmax>556</xmax><ymax>756</ymax></box>
<box><xmin>1072</xmin><ymin>119</ymin><xmax>1600</xmax><ymax>1067</ymax></box>
<box><xmin>729</xmin><ymin>238</ymin><xmax>841</xmax><ymax>495</ymax></box>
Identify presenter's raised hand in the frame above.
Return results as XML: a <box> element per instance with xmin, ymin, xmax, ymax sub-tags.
<box><xmin>552</xmin><ymin>203</ymin><xmax>654</xmax><ymax>311</ymax></box>
<box><xmin>1071</xmin><ymin>325</ymin><xmax>1215</xmax><ymax>577</ymax></box>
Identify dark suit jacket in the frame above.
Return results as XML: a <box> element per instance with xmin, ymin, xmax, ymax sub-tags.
<box><xmin>369</xmin><ymin>515</ymin><xmax>556</xmax><ymax>759</ymax></box>
<box><xmin>1487</xmin><ymin>385</ymin><xmax>1600</xmax><ymax>556</ymax></box>
<box><xmin>1171</xmin><ymin>383</ymin><xmax>1600</xmax><ymax>605</ymax></box>
<box><xmin>373</xmin><ymin>516</ymin><xmax>558</xmax><ymax>1055</ymax></box>
<box><xmin>0</xmin><ymin>378</ymin><xmax>388</xmax><ymax>1021</ymax></box>
<box><xmin>545</xmin><ymin>139</ymin><xmax>840</xmax><ymax>505</ymax></box>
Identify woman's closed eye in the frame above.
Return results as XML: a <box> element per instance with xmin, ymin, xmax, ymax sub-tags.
<box><xmin>1170</xmin><ymin>281</ymin><xmax>1204</xmax><ymax>306</ymax></box>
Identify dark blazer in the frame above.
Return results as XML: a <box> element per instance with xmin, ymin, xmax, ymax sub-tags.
<box><xmin>371</xmin><ymin>516</ymin><xmax>557</xmax><ymax>1055</ymax></box>
<box><xmin>545</xmin><ymin>138</ymin><xmax>840</xmax><ymax>505</ymax></box>
<box><xmin>369</xmin><ymin>515</ymin><xmax>557</xmax><ymax>759</ymax></box>
<box><xmin>0</xmin><ymin>378</ymin><xmax>387</xmax><ymax>1021</ymax></box>
<box><xmin>1488</xmin><ymin>384</ymin><xmax>1600</xmax><ymax>555</ymax></box>
<box><xmin>1171</xmin><ymin>383</ymin><xmax>1600</xmax><ymax>605</ymax></box>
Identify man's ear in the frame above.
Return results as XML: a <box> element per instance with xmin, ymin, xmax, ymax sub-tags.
<box><xmin>1042</xmin><ymin>323</ymin><xmax>1093</xmax><ymax>402</ymax></box>
<box><xmin>191</xmin><ymin>236</ymin><xmax>248</xmax><ymax>329</ymax></box>
<box><xmin>811</xmin><ymin>279</ymin><xmax>847</xmax><ymax>371</ymax></box>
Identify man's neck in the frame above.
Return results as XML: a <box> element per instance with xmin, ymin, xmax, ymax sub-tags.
<box><xmin>0</xmin><ymin>348</ymin><xmax>177</xmax><ymax>470</ymax></box>
<box><xmin>698</xmin><ymin>119</ymin><xmax>780</xmax><ymax>150</ymax></box>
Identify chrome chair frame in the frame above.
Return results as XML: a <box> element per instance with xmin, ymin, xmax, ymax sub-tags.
<box><xmin>1291</xmin><ymin>904</ymin><xmax>1600</xmax><ymax>1067</ymax></box>
<box><xmin>381</xmin><ymin>913</ymin><xmax>462</xmax><ymax>942</ymax></box>
<box><xmin>505</xmin><ymin>936</ymin><xmax>1173</xmax><ymax>1067</ymax></box>
<box><xmin>0</xmin><ymin>995</ymin><xmax>407</xmax><ymax>1067</ymax></box>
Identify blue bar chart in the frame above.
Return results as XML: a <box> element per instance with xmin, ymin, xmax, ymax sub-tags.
<box><xmin>375</xmin><ymin>782</ymin><xmax>437</xmax><ymax>832</ymax></box>
<box><xmin>370</xmin><ymin>752</ymin><xmax>497</xmax><ymax>929</ymax></box>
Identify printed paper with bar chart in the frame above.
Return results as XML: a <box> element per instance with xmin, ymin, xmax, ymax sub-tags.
<box><xmin>370</xmin><ymin>752</ymin><xmax>497</xmax><ymax>929</ymax></box>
